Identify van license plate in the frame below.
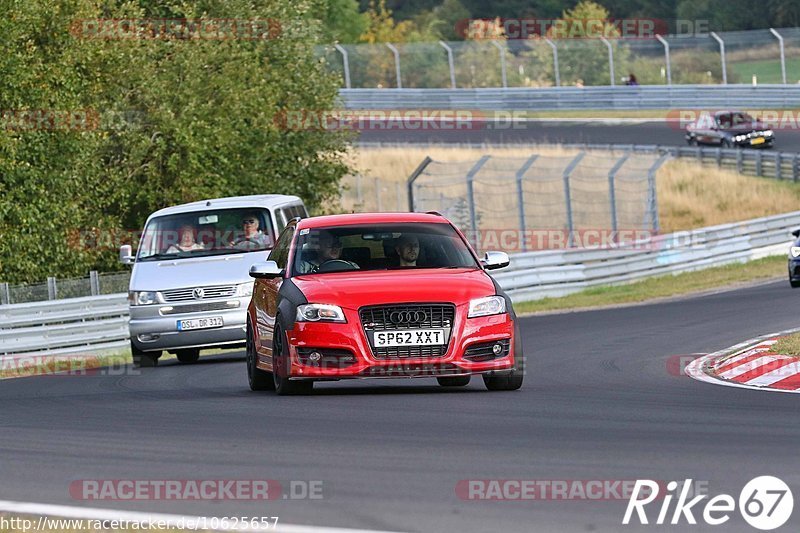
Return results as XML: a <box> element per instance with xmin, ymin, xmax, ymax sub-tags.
<box><xmin>177</xmin><ymin>316</ymin><xmax>223</xmax><ymax>331</ymax></box>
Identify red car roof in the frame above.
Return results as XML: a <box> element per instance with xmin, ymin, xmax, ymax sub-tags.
<box><xmin>297</xmin><ymin>212</ymin><xmax>449</xmax><ymax>229</ymax></box>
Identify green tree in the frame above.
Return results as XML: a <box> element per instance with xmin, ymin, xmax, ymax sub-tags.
<box><xmin>0</xmin><ymin>0</ymin><xmax>352</xmax><ymax>284</ymax></box>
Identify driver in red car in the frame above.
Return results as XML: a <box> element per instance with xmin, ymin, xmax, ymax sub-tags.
<box><xmin>394</xmin><ymin>234</ymin><xmax>419</xmax><ymax>267</ymax></box>
<box><xmin>298</xmin><ymin>231</ymin><xmax>351</xmax><ymax>273</ymax></box>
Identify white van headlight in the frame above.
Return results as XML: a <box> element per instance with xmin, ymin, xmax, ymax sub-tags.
<box><xmin>791</xmin><ymin>246</ymin><xmax>800</xmax><ymax>258</ymax></box>
<box><xmin>468</xmin><ymin>296</ymin><xmax>506</xmax><ymax>318</ymax></box>
<box><xmin>236</xmin><ymin>282</ymin><xmax>254</xmax><ymax>297</ymax></box>
<box><xmin>130</xmin><ymin>291</ymin><xmax>158</xmax><ymax>305</ymax></box>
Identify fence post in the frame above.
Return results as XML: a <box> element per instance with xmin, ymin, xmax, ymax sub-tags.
<box><xmin>491</xmin><ymin>41</ymin><xmax>508</xmax><ymax>88</ymax></box>
<box><xmin>466</xmin><ymin>156</ymin><xmax>491</xmax><ymax>249</ymax></box>
<box><xmin>334</xmin><ymin>44</ymin><xmax>351</xmax><ymax>89</ymax></box>
<box><xmin>756</xmin><ymin>150</ymin><xmax>763</xmax><ymax>176</ymax></box>
<box><xmin>514</xmin><ymin>155</ymin><xmax>539</xmax><ymax>252</ymax></box>
<box><xmin>356</xmin><ymin>174</ymin><xmax>363</xmax><ymax>206</ymax></box>
<box><xmin>439</xmin><ymin>41</ymin><xmax>456</xmax><ymax>88</ymax></box>
<box><xmin>716</xmin><ymin>147</ymin><xmax>722</xmax><ymax>167</ymax></box>
<box><xmin>562</xmin><ymin>152</ymin><xmax>586</xmax><ymax>247</ymax></box>
<box><xmin>375</xmin><ymin>177</ymin><xmax>383</xmax><ymax>212</ymax></box>
<box><xmin>607</xmin><ymin>153</ymin><xmax>631</xmax><ymax>239</ymax></box>
<box><xmin>737</xmin><ymin>149</ymin><xmax>743</xmax><ymax>174</ymax></box>
<box><xmin>407</xmin><ymin>156</ymin><xmax>433</xmax><ymax>211</ymax></box>
<box><xmin>544</xmin><ymin>38</ymin><xmax>560</xmax><ymax>87</ymax></box>
<box><xmin>647</xmin><ymin>153</ymin><xmax>671</xmax><ymax>233</ymax></box>
<box><xmin>776</xmin><ymin>153</ymin><xmax>782</xmax><ymax>180</ymax></box>
<box><xmin>770</xmin><ymin>28</ymin><xmax>787</xmax><ymax>84</ymax></box>
<box><xmin>396</xmin><ymin>182</ymin><xmax>404</xmax><ymax>211</ymax></box>
<box><xmin>0</xmin><ymin>282</ymin><xmax>9</xmax><ymax>305</ymax></box>
<box><xmin>386</xmin><ymin>43</ymin><xmax>402</xmax><ymax>89</ymax></box>
<box><xmin>47</xmin><ymin>277</ymin><xmax>57</xmax><ymax>300</ymax></box>
<box><xmin>90</xmin><ymin>270</ymin><xmax>100</xmax><ymax>296</ymax></box>
<box><xmin>655</xmin><ymin>35</ymin><xmax>671</xmax><ymax>85</ymax></box>
<box><xmin>710</xmin><ymin>32</ymin><xmax>727</xmax><ymax>85</ymax></box>
<box><xmin>794</xmin><ymin>153</ymin><xmax>798</xmax><ymax>182</ymax></box>
<box><xmin>600</xmin><ymin>37</ymin><xmax>615</xmax><ymax>86</ymax></box>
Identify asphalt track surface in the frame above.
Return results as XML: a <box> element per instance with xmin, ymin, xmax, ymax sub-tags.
<box><xmin>2</xmin><ymin>280</ymin><xmax>800</xmax><ymax>532</ymax></box>
<box><xmin>356</xmin><ymin>120</ymin><xmax>800</xmax><ymax>152</ymax></box>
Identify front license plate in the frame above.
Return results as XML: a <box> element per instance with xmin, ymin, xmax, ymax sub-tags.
<box><xmin>374</xmin><ymin>329</ymin><xmax>446</xmax><ymax>347</ymax></box>
<box><xmin>177</xmin><ymin>316</ymin><xmax>223</xmax><ymax>331</ymax></box>
<box><xmin>751</xmin><ymin>137</ymin><xmax>766</xmax><ymax>145</ymax></box>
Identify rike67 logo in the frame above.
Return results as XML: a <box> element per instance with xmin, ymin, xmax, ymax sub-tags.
<box><xmin>623</xmin><ymin>477</ymin><xmax>793</xmax><ymax>530</ymax></box>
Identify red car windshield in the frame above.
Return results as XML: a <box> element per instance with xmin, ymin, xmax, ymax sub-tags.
<box><xmin>292</xmin><ymin>223</ymin><xmax>479</xmax><ymax>275</ymax></box>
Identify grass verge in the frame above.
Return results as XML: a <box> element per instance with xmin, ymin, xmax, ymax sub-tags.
<box><xmin>514</xmin><ymin>255</ymin><xmax>786</xmax><ymax>314</ymax></box>
<box><xmin>771</xmin><ymin>332</ymin><xmax>800</xmax><ymax>358</ymax></box>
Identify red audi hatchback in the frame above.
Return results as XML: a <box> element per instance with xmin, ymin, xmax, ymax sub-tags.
<box><xmin>245</xmin><ymin>212</ymin><xmax>524</xmax><ymax>394</ymax></box>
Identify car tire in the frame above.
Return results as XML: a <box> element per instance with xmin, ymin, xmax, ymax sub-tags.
<box><xmin>247</xmin><ymin>320</ymin><xmax>275</xmax><ymax>391</ymax></box>
<box><xmin>176</xmin><ymin>349</ymin><xmax>200</xmax><ymax>364</ymax></box>
<box><xmin>791</xmin><ymin>279</ymin><xmax>800</xmax><ymax>289</ymax></box>
<box><xmin>131</xmin><ymin>341</ymin><xmax>159</xmax><ymax>368</ymax></box>
<box><xmin>687</xmin><ymin>137</ymin><xmax>697</xmax><ymax>146</ymax></box>
<box><xmin>272</xmin><ymin>322</ymin><xmax>313</xmax><ymax>395</ymax></box>
<box><xmin>483</xmin><ymin>331</ymin><xmax>524</xmax><ymax>391</ymax></box>
<box><xmin>437</xmin><ymin>376</ymin><xmax>471</xmax><ymax>387</ymax></box>
<box><xmin>721</xmin><ymin>139</ymin><xmax>732</xmax><ymax>149</ymax></box>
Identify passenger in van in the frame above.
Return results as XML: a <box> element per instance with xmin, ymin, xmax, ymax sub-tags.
<box><xmin>231</xmin><ymin>212</ymin><xmax>272</xmax><ymax>250</ymax></box>
<box><xmin>166</xmin><ymin>225</ymin><xmax>205</xmax><ymax>253</ymax></box>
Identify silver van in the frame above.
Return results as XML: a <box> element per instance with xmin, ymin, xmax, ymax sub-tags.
<box><xmin>120</xmin><ymin>195</ymin><xmax>307</xmax><ymax>367</ymax></box>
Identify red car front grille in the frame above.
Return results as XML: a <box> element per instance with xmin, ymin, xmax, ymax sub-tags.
<box><xmin>359</xmin><ymin>303</ymin><xmax>455</xmax><ymax>359</ymax></box>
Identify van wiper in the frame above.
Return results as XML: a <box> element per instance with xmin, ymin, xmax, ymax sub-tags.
<box><xmin>138</xmin><ymin>252</ymin><xmax>180</xmax><ymax>261</ymax></box>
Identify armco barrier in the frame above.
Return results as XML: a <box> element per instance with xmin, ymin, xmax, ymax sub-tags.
<box><xmin>339</xmin><ymin>85</ymin><xmax>800</xmax><ymax>111</ymax></box>
<box><xmin>495</xmin><ymin>211</ymin><xmax>798</xmax><ymax>302</ymax></box>
<box><xmin>1</xmin><ymin>212</ymin><xmax>797</xmax><ymax>355</ymax></box>
<box><xmin>0</xmin><ymin>294</ymin><xmax>129</xmax><ymax>356</ymax></box>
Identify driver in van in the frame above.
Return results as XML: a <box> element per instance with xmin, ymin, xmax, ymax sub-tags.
<box><xmin>231</xmin><ymin>212</ymin><xmax>271</xmax><ymax>250</ymax></box>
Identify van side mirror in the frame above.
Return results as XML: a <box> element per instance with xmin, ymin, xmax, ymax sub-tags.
<box><xmin>119</xmin><ymin>245</ymin><xmax>134</xmax><ymax>265</ymax></box>
<box><xmin>481</xmin><ymin>251</ymin><xmax>510</xmax><ymax>270</ymax></box>
<box><xmin>249</xmin><ymin>260</ymin><xmax>284</xmax><ymax>279</ymax></box>
<box><xmin>792</xmin><ymin>229</ymin><xmax>800</xmax><ymax>238</ymax></box>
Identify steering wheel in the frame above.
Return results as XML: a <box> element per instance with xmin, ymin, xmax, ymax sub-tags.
<box><xmin>317</xmin><ymin>259</ymin><xmax>359</xmax><ymax>273</ymax></box>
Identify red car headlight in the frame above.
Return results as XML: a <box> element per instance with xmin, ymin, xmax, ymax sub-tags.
<box><xmin>468</xmin><ymin>296</ymin><xmax>506</xmax><ymax>318</ymax></box>
<box><xmin>296</xmin><ymin>304</ymin><xmax>347</xmax><ymax>323</ymax></box>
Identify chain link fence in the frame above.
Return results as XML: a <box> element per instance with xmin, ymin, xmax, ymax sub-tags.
<box><xmin>0</xmin><ymin>271</ymin><xmax>131</xmax><ymax>305</ymax></box>
<box><xmin>319</xmin><ymin>27</ymin><xmax>800</xmax><ymax>88</ymax></box>
<box><xmin>340</xmin><ymin>150</ymin><xmax>669</xmax><ymax>254</ymax></box>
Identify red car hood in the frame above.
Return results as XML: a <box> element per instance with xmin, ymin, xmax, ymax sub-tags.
<box><xmin>293</xmin><ymin>268</ymin><xmax>496</xmax><ymax>308</ymax></box>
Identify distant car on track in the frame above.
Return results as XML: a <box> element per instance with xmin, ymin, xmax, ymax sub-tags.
<box><xmin>789</xmin><ymin>228</ymin><xmax>800</xmax><ymax>288</ymax></box>
<box><xmin>685</xmin><ymin>110</ymin><xmax>774</xmax><ymax>149</ymax></box>
<box><xmin>245</xmin><ymin>212</ymin><xmax>524</xmax><ymax>394</ymax></box>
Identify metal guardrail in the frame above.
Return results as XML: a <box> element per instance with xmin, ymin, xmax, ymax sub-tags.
<box><xmin>339</xmin><ymin>85</ymin><xmax>800</xmax><ymax>111</ymax></box>
<box><xmin>561</xmin><ymin>144</ymin><xmax>800</xmax><ymax>181</ymax></box>
<box><xmin>495</xmin><ymin>211</ymin><xmax>798</xmax><ymax>302</ymax></box>
<box><xmin>0</xmin><ymin>294</ymin><xmax>129</xmax><ymax>356</ymax></box>
<box><xmin>2</xmin><ymin>211</ymin><xmax>797</xmax><ymax>355</ymax></box>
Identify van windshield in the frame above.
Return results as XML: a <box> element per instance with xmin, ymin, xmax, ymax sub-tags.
<box><xmin>137</xmin><ymin>208</ymin><xmax>274</xmax><ymax>262</ymax></box>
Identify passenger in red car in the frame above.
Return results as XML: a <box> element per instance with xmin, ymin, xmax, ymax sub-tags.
<box><xmin>395</xmin><ymin>234</ymin><xmax>419</xmax><ymax>267</ymax></box>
